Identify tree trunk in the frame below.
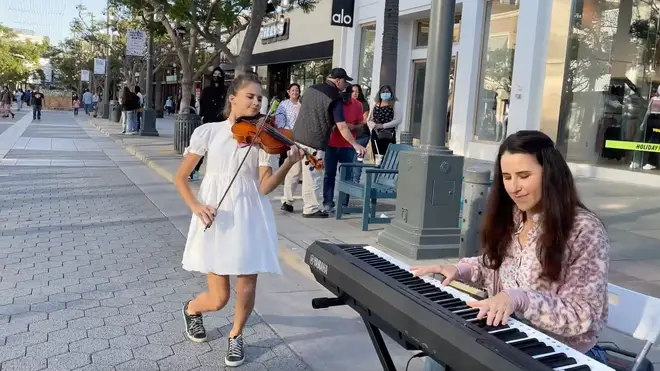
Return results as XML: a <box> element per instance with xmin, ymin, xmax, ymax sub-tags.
<box><xmin>179</xmin><ymin>67</ymin><xmax>194</xmax><ymax>114</ymax></box>
<box><xmin>379</xmin><ymin>0</ymin><xmax>399</xmax><ymax>91</ymax></box>
<box><xmin>234</xmin><ymin>0</ymin><xmax>269</xmax><ymax>76</ymax></box>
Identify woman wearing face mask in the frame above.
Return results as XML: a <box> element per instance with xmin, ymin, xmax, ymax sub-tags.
<box><xmin>410</xmin><ymin>130</ymin><xmax>610</xmax><ymax>366</ymax></box>
<box><xmin>367</xmin><ymin>85</ymin><xmax>403</xmax><ymax>155</ymax></box>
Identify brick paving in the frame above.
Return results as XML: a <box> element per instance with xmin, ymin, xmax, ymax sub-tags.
<box><xmin>0</xmin><ymin>112</ymin><xmax>311</xmax><ymax>371</ymax></box>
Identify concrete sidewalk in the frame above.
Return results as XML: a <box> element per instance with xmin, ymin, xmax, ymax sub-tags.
<box><xmin>88</xmin><ymin>117</ymin><xmax>660</xmax><ymax>368</ymax></box>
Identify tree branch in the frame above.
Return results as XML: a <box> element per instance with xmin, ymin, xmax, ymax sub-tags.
<box><xmin>193</xmin><ymin>49</ymin><xmax>223</xmax><ymax>81</ymax></box>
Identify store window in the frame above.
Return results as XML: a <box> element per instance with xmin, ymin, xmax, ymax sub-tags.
<box><xmin>357</xmin><ymin>24</ymin><xmax>376</xmax><ymax>98</ymax></box>
<box><xmin>559</xmin><ymin>0</ymin><xmax>660</xmax><ymax>172</ymax></box>
<box><xmin>473</xmin><ymin>0</ymin><xmax>519</xmax><ymax>142</ymax></box>
<box><xmin>415</xmin><ymin>5</ymin><xmax>462</xmax><ymax>48</ymax></box>
<box><xmin>289</xmin><ymin>59</ymin><xmax>332</xmax><ymax>92</ymax></box>
<box><xmin>409</xmin><ymin>57</ymin><xmax>457</xmax><ymax>142</ymax></box>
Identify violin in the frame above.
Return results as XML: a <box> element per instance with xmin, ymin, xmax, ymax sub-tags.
<box><xmin>203</xmin><ymin>105</ymin><xmax>322</xmax><ymax>232</ymax></box>
<box><xmin>231</xmin><ymin>114</ymin><xmax>323</xmax><ymax>171</ymax></box>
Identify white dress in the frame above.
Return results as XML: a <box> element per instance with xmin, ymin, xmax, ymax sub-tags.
<box><xmin>181</xmin><ymin>121</ymin><xmax>282</xmax><ymax>276</ymax></box>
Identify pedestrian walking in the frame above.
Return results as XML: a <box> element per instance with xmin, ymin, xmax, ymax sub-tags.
<box><xmin>31</xmin><ymin>88</ymin><xmax>44</xmax><ymax>120</ymax></box>
<box><xmin>15</xmin><ymin>89</ymin><xmax>23</xmax><ymax>111</ymax></box>
<box><xmin>73</xmin><ymin>98</ymin><xmax>80</xmax><ymax>115</ymax></box>
<box><xmin>276</xmin><ymin>83</ymin><xmax>302</xmax><ymax>212</ymax></box>
<box><xmin>173</xmin><ymin>73</ymin><xmax>304</xmax><ymax>367</ymax></box>
<box><xmin>120</xmin><ymin>87</ymin><xmax>139</xmax><ymax>135</ymax></box>
<box><xmin>1</xmin><ymin>87</ymin><xmax>14</xmax><ymax>118</ymax></box>
<box><xmin>82</xmin><ymin>89</ymin><xmax>93</xmax><ymax>115</ymax></box>
<box><xmin>291</xmin><ymin>68</ymin><xmax>366</xmax><ymax>218</ymax></box>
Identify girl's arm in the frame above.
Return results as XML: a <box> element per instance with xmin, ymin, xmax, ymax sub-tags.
<box><xmin>258</xmin><ymin>149</ymin><xmax>302</xmax><ymax>195</ymax></box>
<box><xmin>381</xmin><ymin>103</ymin><xmax>403</xmax><ymax>129</ymax></box>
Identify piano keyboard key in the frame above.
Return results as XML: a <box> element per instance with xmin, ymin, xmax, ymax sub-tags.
<box><xmin>343</xmin><ymin>246</ymin><xmax>615</xmax><ymax>371</ymax></box>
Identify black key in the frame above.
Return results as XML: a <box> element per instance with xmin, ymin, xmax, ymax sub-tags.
<box><xmin>546</xmin><ymin>357</ymin><xmax>578</xmax><ymax>368</ymax></box>
<box><xmin>482</xmin><ymin>324</ymin><xmax>509</xmax><ymax>332</ymax></box>
<box><xmin>522</xmin><ymin>345</ymin><xmax>554</xmax><ymax>357</ymax></box>
<box><xmin>536</xmin><ymin>353</ymin><xmax>569</xmax><ymax>367</ymax></box>
<box><xmin>448</xmin><ymin>305</ymin><xmax>470</xmax><ymax>312</ymax></box>
<box><xmin>561</xmin><ymin>366</ymin><xmax>591</xmax><ymax>371</ymax></box>
<box><xmin>509</xmin><ymin>338</ymin><xmax>541</xmax><ymax>350</ymax></box>
<box><xmin>436</xmin><ymin>298</ymin><xmax>463</xmax><ymax>306</ymax></box>
<box><xmin>458</xmin><ymin>309</ymin><xmax>480</xmax><ymax>318</ymax></box>
<box><xmin>491</xmin><ymin>329</ymin><xmax>527</xmax><ymax>342</ymax></box>
<box><xmin>425</xmin><ymin>292</ymin><xmax>451</xmax><ymax>300</ymax></box>
<box><xmin>416</xmin><ymin>286</ymin><xmax>439</xmax><ymax>295</ymax></box>
<box><xmin>445</xmin><ymin>302</ymin><xmax>468</xmax><ymax>310</ymax></box>
<box><xmin>389</xmin><ymin>271</ymin><xmax>412</xmax><ymax>280</ymax></box>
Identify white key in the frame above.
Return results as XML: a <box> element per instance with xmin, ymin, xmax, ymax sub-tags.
<box><xmin>361</xmin><ymin>246</ymin><xmax>615</xmax><ymax>371</ymax></box>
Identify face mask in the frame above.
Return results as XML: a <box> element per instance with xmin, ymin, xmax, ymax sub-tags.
<box><xmin>212</xmin><ymin>75</ymin><xmax>221</xmax><ymax>82</ymax></box>
<box><xmin>380</xmin><ymin>92</ymin><xmax>392</xmax><ymax>101</ymax></box>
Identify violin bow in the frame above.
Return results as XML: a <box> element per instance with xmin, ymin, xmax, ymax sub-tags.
<box><xmin>203</xmin><ymin>100</ymin><xmax>279</xmax><ymax>232</ymax></box>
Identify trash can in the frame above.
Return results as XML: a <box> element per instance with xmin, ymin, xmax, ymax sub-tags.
<box><xmin>174</xmin><ymin>113</ymin><xmax>202</xmax><ymax>154</ymax></box>
<box><xmin>110</xmin><ymin>101</ymin><xmax>121</xmax><ymax>123</ymax></box>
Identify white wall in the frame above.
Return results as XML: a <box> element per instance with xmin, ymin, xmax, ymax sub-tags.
<box><xmin>340</xmin><ymin>0</ymin><xmax>554</xmax><ymax>163</ymax></box>
<box><xmin>230</xmin><ymin>0</ymin><xmax>343</xmax><ymax>66</ymax></box>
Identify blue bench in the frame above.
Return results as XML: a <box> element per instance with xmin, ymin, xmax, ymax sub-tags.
<box><xmin>335</xmin><ymin>144</ymin><xmax>412</xmax><ymax>231</ymax></box>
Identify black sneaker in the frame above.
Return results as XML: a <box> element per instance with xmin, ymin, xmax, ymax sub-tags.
<box><xmin>182</xmin><ymin>301</ymin><xmax>206</xmax><ymax>342</ymax></box>
<box><xmin>225</xmin><ymin>334</ymin><xmax>245</xmax><ymax>367</ymax></box>
<box><xmin>280</xmin><ymin>203</ymin><xmax>293</xmax><ymax>213</ymax></box>
<box><xmin>302</xmin><ymin>210</ymin><xmax>328</xmax><ymax>218</ymax></box>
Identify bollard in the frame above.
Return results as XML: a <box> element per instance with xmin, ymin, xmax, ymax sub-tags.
<box><xmin>459</xmin><ymin>167</ymin><xmax>492</xmax><ymax>258</ymax></box>
<box><xmin>173</xmin><ymin>113</ymin><xmax>202</xmax><ymax>154</ymax></box>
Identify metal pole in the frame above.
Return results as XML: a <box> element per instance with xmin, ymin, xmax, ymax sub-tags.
<box><xmin>377</xmin><ymin>0</ymin><xmax>464</xmax><ymax>260</ymax></box>
<box><xmin>458</xmin><ymin>168</ymin><xmax>492</xmax><ymax>257</ymax></box>
<box><xmin>140</xmin><ymin>14</ymin><xmax>159</xmax><ymax>136</ymax></box>
<box><xmin>102</xmin><ymin>0</ymin><xmax>111</xmax><ymax>119</ymax></box>
<box><xmin>419</xmin><ymin>0</ymin><xmax>455</xmax><ymax>150</ymax></box>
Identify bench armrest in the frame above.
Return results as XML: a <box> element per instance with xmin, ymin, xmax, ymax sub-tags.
<box><xmin>365</xmin><ymin>169</ymin><xmax>398</xmax><ymax>174</ymax></box>
<box><xmin>339</xmin><ymin>162</ymin><xmax>376</xmax><ymax>169</ymax></box>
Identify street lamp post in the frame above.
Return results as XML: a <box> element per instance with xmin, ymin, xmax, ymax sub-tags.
<box><xmin>102</xmin><ymin>0</ymin><xmax>111</xmax><ymax>119</ymax></box>
<box><xmin>140</xmin><ymin>13</ymin><xmax>159</xmax><ymax>136</ymax></box>
<box><xmin>376</xmin><ymin>0</ymin><xmax>463</xmax><ymax>259</ymax></box>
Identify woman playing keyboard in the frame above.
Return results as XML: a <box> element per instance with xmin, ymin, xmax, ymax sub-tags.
<box><xmin>411</xmin><ymin>130</ymin><xmax>609</xmax><ymax>364</ymax></box>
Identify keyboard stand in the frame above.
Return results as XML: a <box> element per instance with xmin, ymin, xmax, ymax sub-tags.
<box><xmin>362</xmin><ymin>315</ymin><xmax>397</xmax><ymax>371</ymax></box>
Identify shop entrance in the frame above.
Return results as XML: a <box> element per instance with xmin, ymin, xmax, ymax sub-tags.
<box><xmin>268</xmin><ymin>63</ymin><xmax>291</xmax><ymax>101</ymax></box>
<box><xmin>408</xmin><ymin>48</ymin><xmax>458</xmax><ymax>145</ymax></box>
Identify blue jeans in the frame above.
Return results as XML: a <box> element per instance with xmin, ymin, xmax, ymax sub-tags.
<box><xmin>323</xmin><ymin>146</ymin><xmax>356</xmax><ymax>208</ymax></box>
<box><xmin>32</xmin><ymin>106</ymin><xmax>41</xmax><ymax>119</ymax></box>
<box><xmin>352</xmin><ymin>135</ymin><xmax>371</xmax><ymax>183</ymax></box>
<box><xmin>585</xmin><ymin>345</ymin><xmax>608</xmax><ymax>364</ymax></box>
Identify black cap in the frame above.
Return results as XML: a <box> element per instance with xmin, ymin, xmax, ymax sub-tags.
<box><xmin>328</xmin><ymin>68</ymin><xmax>353</xmax><ymax>82</ymax></box>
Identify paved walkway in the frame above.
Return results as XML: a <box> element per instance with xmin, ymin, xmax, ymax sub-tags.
<box><xmin>0</xmin><ymin>111</ymin><xmax>317</xmax><ymax>371</ymax></box>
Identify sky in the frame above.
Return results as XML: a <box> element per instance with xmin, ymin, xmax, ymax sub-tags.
<box><xmin>0</xmin><ymin>0</ymin><xmax>106</xmax><ymax>44</ymax></box>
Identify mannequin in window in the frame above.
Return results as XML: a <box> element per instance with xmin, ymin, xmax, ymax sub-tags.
<box><xmin>631</xmin><ymin>86</ymin><xmax>660</xmax><ymax>170</ymax></box>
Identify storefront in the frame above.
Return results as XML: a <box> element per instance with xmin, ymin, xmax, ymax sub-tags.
<box><xmin>340</xmin><ymin>0</ymin><xmax>529</xmax><ymax>159</ymax></box>
<box><xmin>230</xmin><ymin>0</ymin><xmax>343</xmax><ymax>101</ymax></box>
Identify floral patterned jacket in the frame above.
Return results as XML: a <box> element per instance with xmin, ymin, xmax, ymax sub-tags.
<box><xmin>455</xmin><ymin>208</ymin><xmax>609</xmax><ymax>352</ymax></box>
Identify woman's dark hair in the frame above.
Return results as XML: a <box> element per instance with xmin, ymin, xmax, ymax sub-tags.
<box><xmin>480</xmin><ymin>130</ymin><xmax>586</xmax><ymax>282</ymax></box>
<box><xmin>122</xmin><ymin>87</ymin><xmax>131</xmax><ymax>104</ymax></box>
<box><xmin>286</xmin><ymin>83</ymin><xmax>300</xmax><ymax>99</ymax></box>
<box><xmin>351</xmin><ymin>84</ymin><xmax>368</xmax><ymax>105</ymax></box>
<box><xmin>134</xmin><ymin>86</ymin><xmax>141</xmax><ymax>93</ymax></box>
<box><xmin>223</xmin><ymin>73</ymin><xmax>262</xmax><ymax>118</ymax></box>
<box><xmin>374</xmin><ymin>84</ymin><xmax>396</xmax><ymax>104</ymax></box>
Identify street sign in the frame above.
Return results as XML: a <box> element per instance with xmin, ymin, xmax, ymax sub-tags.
<box><xmin>126</xmin><ymin>29</ymin><xmax>147</xmax><ymax>56</ymax></box>
<box><xmin>93</xmin><ymin>58</ymin><xmax>106</xmax><ymax>74</ymax></box>
<box><xmin>80</xmin><ymin>70</ymin><xmax>90</xmax><ymax>82</ymax></box>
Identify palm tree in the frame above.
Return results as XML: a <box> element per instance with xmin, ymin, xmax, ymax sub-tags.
<box><xmin>379</xmin><ymin>0</ymin><xmax>399</xmax><ymax>90</ymax></box>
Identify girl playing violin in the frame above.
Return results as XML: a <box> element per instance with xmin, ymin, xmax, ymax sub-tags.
<box><xmin>174</xmin><ymin>73</ymin><xmax>303</xmax><ymax>367</ymax></box>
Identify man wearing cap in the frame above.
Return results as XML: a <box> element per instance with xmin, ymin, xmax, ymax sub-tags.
<box><xmin>291</xmin><ymin>68</ymin><xmax>367</xmax><ymax>218</ymax></box>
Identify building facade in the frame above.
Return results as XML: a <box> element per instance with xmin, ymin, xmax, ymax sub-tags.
<box><xmin>230</xmin><ymin>0</ymin><xmax>344</xmax><ymax>101</ymax></box>
<box><xmin>338</xmin><ymin>0</ymin><xmax>660</xmax><ymax>185</ymax></box>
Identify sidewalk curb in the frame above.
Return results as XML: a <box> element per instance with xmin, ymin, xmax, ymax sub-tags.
<box><xmin>87</xmin><ymin>119</ymin><xmax>178</xmax><ymax>184</ymax></box>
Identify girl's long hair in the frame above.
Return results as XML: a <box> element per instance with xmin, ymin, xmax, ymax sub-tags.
<box><xmin>480</xmin><ymin>130</ymin><xmax>586</xmax><ymax>281</ymax></box>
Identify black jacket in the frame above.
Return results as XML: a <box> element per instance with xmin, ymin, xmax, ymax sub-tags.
<box><xmin>292</xmin><ymin>82</ymin><xmax>342</xmax><ymax>151</ymax></box>
<box><xmin>199</xmin><ymin>83</ymin><xmax>227</xmax><ymax>123</ymax></box>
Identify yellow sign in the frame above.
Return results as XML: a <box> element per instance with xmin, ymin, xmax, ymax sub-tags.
<box><xmin>604</xmin><ymin>140</ymin><xmax>660</xmax><ymax>153</ymax></box>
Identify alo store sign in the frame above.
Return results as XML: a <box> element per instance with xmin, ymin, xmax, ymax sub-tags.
<box><xmin>261</xmin><ymin>18</ymin><xmax>290</xmax><ymax>45</ymax></box>
<box><xmin>331</xmin><ymin>0</ymin><xmax>355</xmax><ymax>28</ymax></box>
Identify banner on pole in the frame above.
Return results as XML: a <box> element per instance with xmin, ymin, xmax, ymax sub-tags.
<box><xmin>125</xmin><ymin>29</ymin><xmax>147</xmax><ymax>56</ymax></box>
<box><xmin>93</xmin><ymin>58</ymin><xmax>106</xmax><ymax>74</ymax></box>
<box><xmin>80</xmin><ymin>70</ymin><xmax>90</xmax><ymax>82</ymax></box>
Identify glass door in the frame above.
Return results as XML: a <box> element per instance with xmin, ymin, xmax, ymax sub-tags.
<box><xmin>409</xmin><ymin>52</ymin><xmax>458</xmax><ymax>144</ymax></box>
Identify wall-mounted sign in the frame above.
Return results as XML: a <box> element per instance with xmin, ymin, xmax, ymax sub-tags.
<box><xmin>331</xmin><ymin>0</ymin><xmax>355</xmax><ymax>28</ymax></box>
<box><xmin>125</xmin><ymin>29</ymin><xmax>146</xmax><ymax>56</ymax></box>
<box><xmin>80</xmin><ymin>70</ymin><xmax>90</xmax><ymax>82</ymax></box>
<box><xmin>261</xmin><ymin>19</ymin><xmax>290</xmax><ymax>45</ymax></box>
<box><xmin>93</xmin><ymin>58</ymin><xmax>106</xmax><ymax>75</ymax></box>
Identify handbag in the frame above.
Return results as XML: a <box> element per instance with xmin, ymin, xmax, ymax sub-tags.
<box><xmin>376</xmin><ymin>128</ymin><xmax>395</xmax><ymax>141</ymax></box>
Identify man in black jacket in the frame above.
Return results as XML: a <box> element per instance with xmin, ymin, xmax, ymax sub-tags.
<box><xmin>290</xmin><ymin>68</ymin><xmax>366</xmax><ymax>218</ymax></box>
<box><xmin>189</xmin><ymin>67</ymin><xmax>227</xmax><ymax>181</ymax></box>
